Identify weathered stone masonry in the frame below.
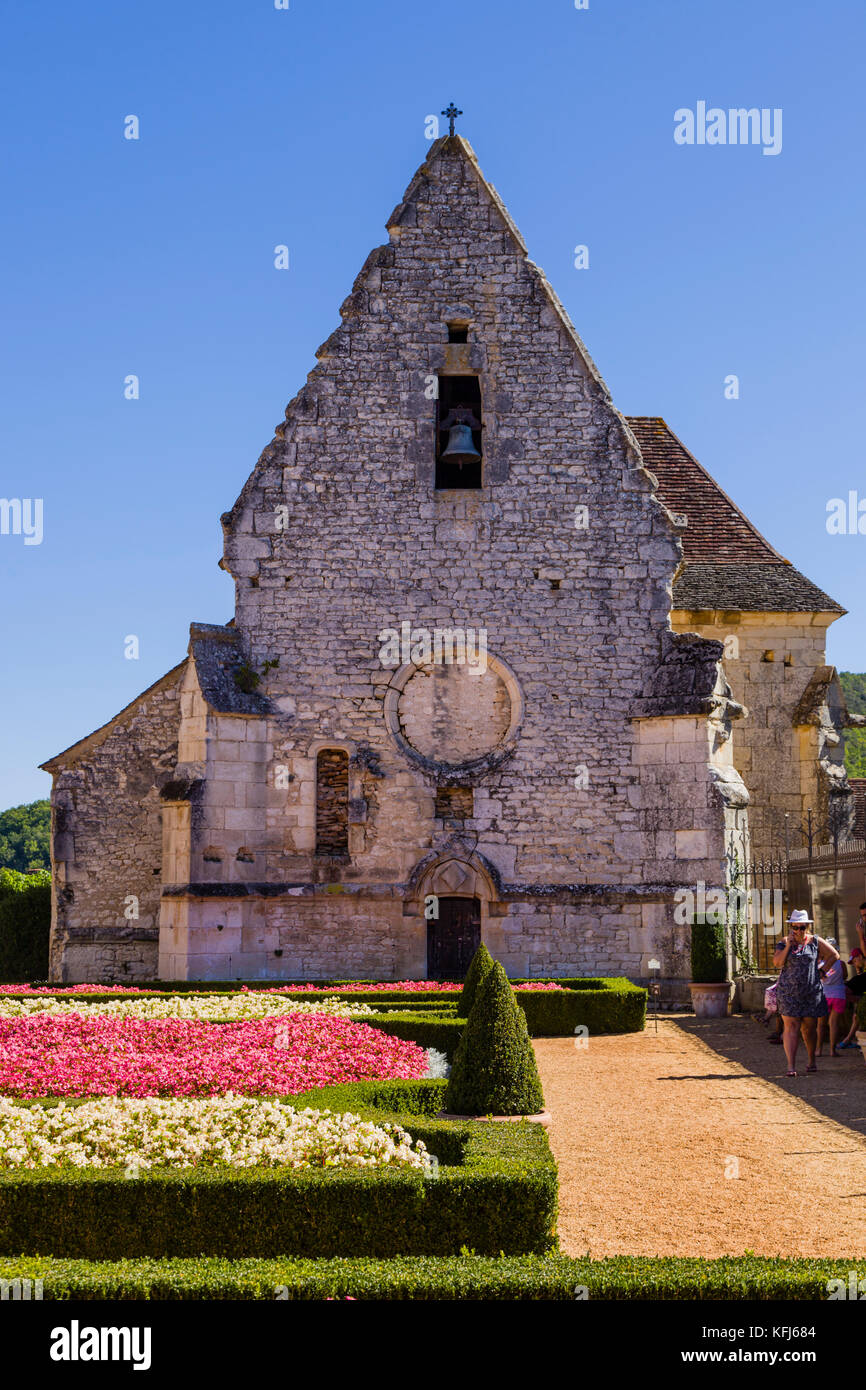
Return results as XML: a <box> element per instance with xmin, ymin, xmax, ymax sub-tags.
<box><xmin>41</xmin><ymin>135</ymin><xmax>852</xmax><ymax>983</ymax></box>
<box><xmin>44</xmin><ymin>667</ymin><xmax>184</xmax><ymax>981</ymax></box>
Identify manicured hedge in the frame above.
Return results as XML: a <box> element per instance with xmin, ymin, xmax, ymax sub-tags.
<box><xmin>370</xmin><ymin>999</ymin><xmax>460</xmax><ymax>1013</ymax></box>
<box><xmin>691</xmin><ymin>919</ymin><xmax>728</xmax><ymax>983</ymax></box>
<box><xmin>1</xmin><ymin>1253</ymin><xmax>862</xmax><ymax>1300</ymax></box>
<box><xmin>0</xmin><ymin>1084</ymin><xmax>556</xmax><ymax>1260</ymax></box>
<box><xmin>362</xmin><ymin>1012</ymin><xmax>464</xmax><ymax>1057</ymax></box>
<box><xmin>0</xmin><ymin>979</ymin><xmax>647</xmax><ymax>1036</ymax></box>
<box><xmin>459</xmin><ymin>942</ymin><xmax>494</xmax><ymax>1015</ymax></box>
<box><xmin>446</xmin><ymin>961</ymin><xmax>545</xmax><ymax>1115</ymax></box>
<box><xmin>288</xmin><ymin>1077</ymin><xmax>448</xmax><ymax>1116</ymax></box>
<box><xmin>14</xmin><ymin>1078</ymin><xmax>451</xmax><ymax>1118</ymax></box>
<box><xmin>517</xmin><ymin>980</ymin><xmax>646</xmax><ymax>1036</ymax></box>
<box><xmin>0</xmin><ymin>870</ymin><xmax>51</xmax><ymax>983</ymax></box>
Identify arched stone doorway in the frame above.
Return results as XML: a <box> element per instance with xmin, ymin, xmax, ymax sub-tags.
<box><xmin>411</xmin><ymin>851</ymin><xmax>498</xmax><ymax>980</ymax></box>
<box><xmin>428</xmin><ymin>896</ymin><xmax>480</xmax><ymax>978</ymax></box>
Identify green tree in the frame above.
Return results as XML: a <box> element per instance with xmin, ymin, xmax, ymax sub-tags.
<box><xmin>839</xmin><ymin>672</ymin><xmax>866</xmax><ymax>716</ymax></box>
<box><xmin>0</xmin><ymin>800</ymin><xmax>50</xmax><ymax>873</ymax></box>
<box><xmin>844</xmin><ymin>729</ymin><xmax>866</xmax><ymax>779</ymax></box>
<box><xmin>840</xmin><ymin>674</ymin><xmax>866</xmax><ymax>778</ymax></box>
<box><xmin>0</xmin><ymin>868</ymin><xmax>51</xmax><ymax>982</ymax></box>
<box><xmin>445</xmin><ymin>959</ymin><xmax>546</xmax><ymax>1116</ymax></box>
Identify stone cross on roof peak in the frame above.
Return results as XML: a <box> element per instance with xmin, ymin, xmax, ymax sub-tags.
<box><xmin>441</xmin><ymin>103</ymin><xmax>462</xmax><ymax>137</ymax></box>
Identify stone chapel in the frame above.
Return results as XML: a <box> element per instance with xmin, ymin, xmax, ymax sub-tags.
<box><xmin>42</xmin><ymin>133</ymin><xmax>854</xmax><ymax>984</ymax></box>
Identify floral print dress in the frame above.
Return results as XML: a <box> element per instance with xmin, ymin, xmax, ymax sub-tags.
<box><xmin>775</xmin><ymin>936</ymin><xmax>828</xmax><ymax>1018</ymax></box>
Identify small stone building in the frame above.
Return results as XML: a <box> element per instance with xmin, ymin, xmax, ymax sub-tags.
<box><xmin>41</xmin><ymin>134</ymin><xmax>854</xmax><ymax>984</ymax></box>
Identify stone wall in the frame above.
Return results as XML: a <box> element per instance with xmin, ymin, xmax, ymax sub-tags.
<box><xmin>671</xmin><ymin>609</ymin><xmax>836</xmax><ymax>857</ymax></box>
<box><xmin>629</xmin><ymin>694</ymin><xmax>750</xmax><ymax>986</ymax></box>
<box><xmin>159</xmin><ymin>893</ymin><xmax>417</xmax><ymax>981</ymax></box>
<box><xmin>486</xmin><ymin>900</ymin><xmax>645</xmax><ymax>979</ymax></box>
<box><xmin>47</xmin><ymin>667</ymin><xmax>185</xmax><ymax>982</ymax></box>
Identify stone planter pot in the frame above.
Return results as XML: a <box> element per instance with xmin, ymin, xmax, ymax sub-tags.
<box><xmin>436</xmin><ymin>1110</ymin><xmax>552</xmax><ymax>1129</ymax></box>
<box><xmin>688</xmin><ymin>981</ymin><xmax>732</xmax><ymax>1018</ymax></box>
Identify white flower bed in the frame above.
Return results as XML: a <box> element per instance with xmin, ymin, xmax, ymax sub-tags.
<box><xmin>0</xmin><ymin>1095</ymin><xmax>433</xmax><ymax>1172</ymax></box>
<box><xmin>0</xmin><ymin>995</ymin><xmax>375</xmax><ymax>1022</ymax></box>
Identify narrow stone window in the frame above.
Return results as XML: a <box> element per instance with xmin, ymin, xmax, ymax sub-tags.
<box><xmin>447</xmin><ymin>323</ymin><xmax>468</xmax><ymax>343</ymax></box>
<box><xmin>315</xmin><ymin>749</ymin><xmax>350</xmax><ymax>856</ymax></box>
<box><xmin>435</xmin><ymin>375</ymin><xmax>482</xmax><ymax>490</ymax></box>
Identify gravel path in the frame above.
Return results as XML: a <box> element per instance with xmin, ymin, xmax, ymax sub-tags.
<box><xmin>534</xmin><ymin>1014</ymin><xmax>866</xmax><ymax>1258</ymax></box>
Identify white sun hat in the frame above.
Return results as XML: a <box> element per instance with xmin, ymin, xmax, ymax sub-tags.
<box><xmin>787</xmin><ymin>909</ymin><xmax>813</xmax><ymax>925</ymax></box>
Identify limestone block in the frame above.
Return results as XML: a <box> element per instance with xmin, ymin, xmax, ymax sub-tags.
<box><xmin>238</xmin><ymin>743</ymin><xmax>268</xmax><ymax>764</ymax></box>
<box><xmin>189</xmin><ymin>924</ymin><xmax>242</xmax><ymax>955</ymax></box>
<box><xmin>231</xmin><ymin>536</ymin><xmax>272</xmax><ymax>561</ymax></box>
<box><xmin>637</xmin><ymin>719</ymin><xmax>674</xmax><ymax>744</ymax></box>
<box><xmin>213</xmin><ymin>718</ymin><xmax>247</xmax><ymax>742</ymax></box>
<box><xmin>676</xmin><ymin>829</ymin><xmax>709</xmax><ymax>859</ymax></box>
<box><xmin>224</xmin><ymin>808</ymin><xmax>264</xmax><ymax>833</ymax></box>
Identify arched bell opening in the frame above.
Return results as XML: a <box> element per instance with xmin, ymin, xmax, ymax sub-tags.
<box><xmin>436</xmin><ymin>375</ymin><xmax>482</xmax><ymax>489</ymax></box>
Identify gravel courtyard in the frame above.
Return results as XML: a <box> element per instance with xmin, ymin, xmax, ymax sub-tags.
<box><xmin>534</xmin><ymin>1014</ymin><xmax>866</xmax><ymax>1258</ymax></box>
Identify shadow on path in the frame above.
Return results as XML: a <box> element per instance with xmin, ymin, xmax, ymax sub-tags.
<box><xmin>665</xmin><ymin>1012</ymin><xmax>866</xmax><ymax>1142</ymax></box>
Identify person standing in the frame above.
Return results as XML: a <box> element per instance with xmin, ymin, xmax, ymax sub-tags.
<box><xmin>816</xmin><ymin>939</ymin><xmax>847</xmax><ymax>1057</ymax></box>
<box><xmin>838</xmin><ymin>947</ymin><xmax>866</xmax><ymax>1050</ymax></box>
<box><xmin>773</xmin><ymin>910</ymin><xmax>840</xmax><ymax>1076</ymax></box>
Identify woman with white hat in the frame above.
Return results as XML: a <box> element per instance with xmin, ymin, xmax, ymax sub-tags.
<box><xmin>773</xmin><ymin>910</ymin><xmax>841</xmax><ymax>1077</ymax></box>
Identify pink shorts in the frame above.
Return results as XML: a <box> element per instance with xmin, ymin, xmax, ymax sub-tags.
<box><xmin>826</xmin><ymin>997</ymin><xmax>846</xmax><ymax>1014</ymax></box>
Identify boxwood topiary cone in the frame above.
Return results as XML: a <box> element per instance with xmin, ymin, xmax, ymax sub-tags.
<box><xmin>458</xmin><ymin>941</ymin><xmax>494</xmax><ymax>1016</ymax></box>
<box><xmin>445</xmin><ymin>960</ymin><xmax>546</xmax><ymax>1116</ymax></box>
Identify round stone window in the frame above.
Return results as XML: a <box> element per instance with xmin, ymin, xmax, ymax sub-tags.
<box><xmin>383</xmin><ymin>655</ymin><xmax>523</xmax><ymax>773</ymax></box>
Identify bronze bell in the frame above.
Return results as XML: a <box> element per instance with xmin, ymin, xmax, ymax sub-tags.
<box><xmin>440</xmin><ymin>407</ymin><xmax>481</xmax><ymax>467</ymax></box>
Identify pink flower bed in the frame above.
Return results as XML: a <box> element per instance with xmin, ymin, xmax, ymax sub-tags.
<box><xmin>0</xmin><ymin>979</ymin><xmax>566</xmax><ymax>995</ymax></box>
<box><xmin>0</xmin><ymin>1013</ymin><xmax>428</xmax><ymax>1099</ymax></box>
<box><xmin>243</xmin><ymin>981</ymin><xmax>565</xmax><ymax>994</ymax></box>
<box><xmin>514</xmin><ymin>983</ymin><xmax>564</xmax><ymax>992</ymax></box>
<box><xmin>247</xmin><ymin>981</ymin><xmax>463</xmax><ymax>994</ymax></box>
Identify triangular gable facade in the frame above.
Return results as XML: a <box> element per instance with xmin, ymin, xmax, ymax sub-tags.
<box><xmin>40</xmin><ymin>134</ymin><xmax>851</xmax><ymax>984</ymax></box>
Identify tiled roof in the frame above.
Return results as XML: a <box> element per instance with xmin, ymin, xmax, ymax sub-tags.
<box><xmin>671</xmin><ymin>562</ymin><xmax>843</xmax><ymax>614</ymax></box>
<box><xmin>627</xmin><ymin>417</ymin><xmax>845</xmax><ymax>614</ymax></box>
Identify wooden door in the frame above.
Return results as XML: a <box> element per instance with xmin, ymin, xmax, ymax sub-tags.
<box><xmin>427</xmin><ymin>896</ymin><xmax>481</xmax><ymax>980</ymax></box>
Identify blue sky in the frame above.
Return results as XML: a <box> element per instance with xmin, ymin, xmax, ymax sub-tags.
<box><xmin>1</xmin><ymin>0</ymin><xmax>864</xmax><ymax>808</ymax></box>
